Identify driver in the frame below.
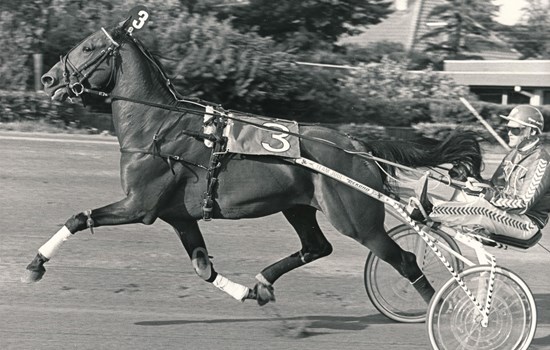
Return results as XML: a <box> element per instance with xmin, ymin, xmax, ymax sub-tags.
<box><xmin>429</xmin><ymin>105</ymin><xmax>550</xmax><ymax>241</ymax></box>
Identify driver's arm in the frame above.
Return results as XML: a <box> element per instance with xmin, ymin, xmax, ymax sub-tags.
<box><xmin>486</xmin><ymin>154</ymin><xmax>550</xmax><ymax>214</ymax></box>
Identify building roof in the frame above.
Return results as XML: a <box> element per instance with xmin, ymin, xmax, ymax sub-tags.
<box><xmin>412</xmin><ymin>0</ymin><xmax>440</xmax><ymax>51</ymax></box>
<box><xmin>340</xmin><ymin>0</ymin><xmax>421</xmax><ymax>49</ymax></box>
<box><xmin>340</xmin><ymin>0</ymin><xmax>520</xmax><ymax>59</ymax></box>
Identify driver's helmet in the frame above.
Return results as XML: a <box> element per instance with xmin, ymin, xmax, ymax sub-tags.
<box><xmin>500</xmin><ymin>105</ymin><xmax>544</xmax><ymax>134</ymax></box>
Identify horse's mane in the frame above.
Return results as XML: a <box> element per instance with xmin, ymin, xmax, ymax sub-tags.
<box><xmin>111</xmin><ymin>26</ymin><xmax>215</xmax><ymax>111</ymax></box>
<box><xmin>112</xmin><ymin>27</ymin><xmax>169</xmax><ymax>75</ymax></box>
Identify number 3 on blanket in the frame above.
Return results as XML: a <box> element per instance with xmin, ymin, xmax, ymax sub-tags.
<box><xmin>261</xmin><ymin>122</ymin><xmax>291</xmax><ymax>153</ymax></box>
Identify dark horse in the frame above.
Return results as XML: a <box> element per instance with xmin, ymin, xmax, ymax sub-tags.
<box><xmin>25</xmin><ymin>19</ymin><xmax>482</xmax><ymax>307</ymax></box>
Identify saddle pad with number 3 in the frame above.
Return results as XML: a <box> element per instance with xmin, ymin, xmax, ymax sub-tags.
<box><xmin>225</xmin><ymin>115</ymin><xmax>300</xmax><ymax>158</ymax></box>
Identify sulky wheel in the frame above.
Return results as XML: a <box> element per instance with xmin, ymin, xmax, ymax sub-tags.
<box><xmin>427</xmin><ymin>265</ymin><xmax>537</xmax><ymax>350</ymax></box>
<box><xmin>364</xmin><ymin>224</ymin><xmax>462</xmax><ymax>323</ymax></box>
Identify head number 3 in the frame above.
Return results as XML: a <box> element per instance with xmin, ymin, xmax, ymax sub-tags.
<box><xmin>127</xmin><ymin>6</ymin><xmax>150</xmax><ymax>34</ymax></box>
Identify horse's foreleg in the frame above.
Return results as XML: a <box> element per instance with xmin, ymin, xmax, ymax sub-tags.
<box><xmin>169</xmin><ymin>219</ymin><xmax>251</xmax><ymax>302</ymax></box>
<box><xmin>22</xmin><ymin>197</ymin><xmax>149</xmax><ymax>283</ymax></box>
<box><xmin>253</xmin><ymin>206</ymin><xmax>333</xmax><ymax>305</ymax></box>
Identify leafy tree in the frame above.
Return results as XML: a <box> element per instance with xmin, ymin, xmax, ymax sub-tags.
<box><xmin>178</xmin><ymin>0</ymin><xmax>228</xmax><ymax>15</ymax></box>
<box><xmin>340</xmin><ymin>57</ymin><xmax>471</xmax><ymax>102</ymax></box>
<box><xmin>0</xmin><ymin>0</ymin><xmax>181</xmax><ymax>89</ymax></box>
<box><xmin>219</xmin><ymin>0</ymin><xmax>393</xmax><ymax>51</ymax></box>
<box><xmin>0</xmin><ymin>0</ymin><xmax>55</xmax><ymax>90</ymax></box>
<box><xmin>342</xmin><ymin>41</ymin><xmax>438</xmax><ymax>69</ymax></box>
<box><xmin>336</xmin><ymin>57</ymin><xmax>474</xmax><ymax>126</ymax></box>
<box><xmin>421</xmin><ymin>0</ymin><xmax>506</xmax><ymax>60</ymax></box>
<box><xmin>0</xmin><ymin>11</ymin><xmax>34</xmax><ymax>90</ymax></box>
<box><xmin>498</xmin><ymin>0</ymin><xmax>550</xmax><ymax>59</ymax></box>
<box><xmin>153</xmin><ymin>10</ymin><xmax>346</xmax><ymax>120</ymax></box>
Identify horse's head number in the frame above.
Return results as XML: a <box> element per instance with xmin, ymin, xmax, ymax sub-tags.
<box><xmin>132</xmin><ymin>10</ymin><xmax>149</xmax><ymax>29</ymax></box>
<box><xmin>126</xmin><ymin>6</ymin><xmax>150</xmax><ymax>34</ymax></box>
<box><xmin>261</xmin><ymin>122</ymin><xmax>291</xmax><ymax>153</ymax></box>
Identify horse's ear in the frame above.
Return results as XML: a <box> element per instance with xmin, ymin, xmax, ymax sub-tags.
<box><xmin>118</xmin><ymin>17</ymin><xmax>133</xmax><ymax>31</ymax></box>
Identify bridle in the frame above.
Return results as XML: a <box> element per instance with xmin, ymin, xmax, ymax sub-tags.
<box><xmin>59</xmin><ymin>26</ymin><xmax>215</xmax><ymax>113</ymax></box>
<box><xmin>62</xmin><ymin>27</ymin><xmax>121</xmax><ymax>98</ymax></box>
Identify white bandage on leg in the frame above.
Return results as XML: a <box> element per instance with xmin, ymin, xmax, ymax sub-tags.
<box><xmin>213</xmin><ymin>274</ymin><xmax>250</xmax><ymax>301</ymax></box>
<box><xmin>38</xmin><ymin>226</ymin><xmax>72</xmax><ymax>260</ymax></box>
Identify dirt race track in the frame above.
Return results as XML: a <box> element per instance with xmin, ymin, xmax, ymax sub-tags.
<box><xmin>1</xmin><ymin>131</ymin><xmax>549</xmax><ymax>350</ymax></box>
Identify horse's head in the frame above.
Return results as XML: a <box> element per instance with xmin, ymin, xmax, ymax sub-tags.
<box><xmin>41</xmin><ymin>25</ymin><xmax>126</xmax><ymax>102</ymax></box>
<box><xmin>42</xmin><ymin>7</ymin><xmax>152</xmax><ymax>103</ymax></box>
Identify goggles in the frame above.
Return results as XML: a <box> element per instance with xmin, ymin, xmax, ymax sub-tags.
<box><xmin>507</xmin><ymin>126</ymin><xmax>525</xmax><ymax>136</ymax></box>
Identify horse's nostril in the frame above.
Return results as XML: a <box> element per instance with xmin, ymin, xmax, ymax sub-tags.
<box><xmin>41</xmin><ymin>74</ymin><xmax>55</xmax><ymax>87</ymax></box>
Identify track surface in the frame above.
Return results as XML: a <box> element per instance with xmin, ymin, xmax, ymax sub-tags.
<box><xmin>1</xmin><ymin>132</ymin><xmax>549</xmax><ymax>350</ymax></box>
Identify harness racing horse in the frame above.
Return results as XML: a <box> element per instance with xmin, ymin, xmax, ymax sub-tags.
<box><xmin>25</xmin><ymin>18</ymin><xmax>483</xmax><ymax>307</ymax></box>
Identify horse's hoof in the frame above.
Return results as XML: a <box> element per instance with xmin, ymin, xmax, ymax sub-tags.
<box><xmin>254</xmin><ymin>283</ymin><xmax>275</xmax><ymax>306</ymax></box>
<box><xmin>21</xmin><ymin>266</ymin><xmax>46</xmax><ymax>283</ymax></box>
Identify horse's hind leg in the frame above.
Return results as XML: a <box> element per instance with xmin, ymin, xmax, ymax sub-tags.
<box><xmin>322</xmin><ymin>186</ymin><xmax>435</xmax><ymax>303</ymax></box>
<box><xmin>366</xmin><ymin>228</ymin><xmax>435</xmax><ymax>303</ymax></box>
<box><xmin>253</xmin><ymin>205</ymin><xmax>333</xmax><ymax>305</ymax></box>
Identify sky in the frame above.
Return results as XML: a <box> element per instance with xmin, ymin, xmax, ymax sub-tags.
<box><xmin>494</xmin><ymin>0</ymin><xmax>548</xmax><ymax>25</ymax></box>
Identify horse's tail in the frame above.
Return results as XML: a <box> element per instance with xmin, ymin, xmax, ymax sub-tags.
<box><xmin>363</xmin><ymin>130</ymin><xmax>483</xmax><ymax>181</ymax></box>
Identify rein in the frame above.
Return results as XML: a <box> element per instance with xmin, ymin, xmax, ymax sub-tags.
<box><xmin>64</xmin><ymin>27</ymin><xmax>467</xmax><ymax>191</ymax></box>
<box><xmin>66</xmin><ymin>29</ymin><xmax>352</xmax><ymax>150</ymax></box>
<box><xmin>81</xmin><ymin>78</ymin><xmax>464</xmax><ymax>188</ymax></box>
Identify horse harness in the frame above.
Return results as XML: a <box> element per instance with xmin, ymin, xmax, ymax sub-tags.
<box><xmin>60</xmin><ymin>26</ymin><xmax>464</xmax><ymax>222</ymax></box>
<box><xmin>119</xmin><ymin>112</ymin><xmax>229</xmax><ymax>222</ymax></box>
<box><xmin>201</xmin><ymin>113</ymin><xmax>229</xmax><ymax>221</ymax></box>
<box><xmin>57</xmin><ymin>28</ymin><xmax>227</xmax><ymax>220</ymax></box>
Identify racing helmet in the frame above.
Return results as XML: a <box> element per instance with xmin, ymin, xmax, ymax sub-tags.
<box><xmin>500</xmin><ymin>105</ymin><xmax>544</xmax><ymax>134</ymax></box>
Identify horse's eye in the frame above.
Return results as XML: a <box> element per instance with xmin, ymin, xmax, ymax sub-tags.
<box><xmin>83</xmin><ymin>46</ymin><xmax>94</xmax><ymax>52</ymax></box>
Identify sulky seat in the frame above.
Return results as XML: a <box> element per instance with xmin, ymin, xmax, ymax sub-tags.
<box><xmin>487</xmin><ymin>230</ymin><xmax>542</xmax><ymax>250</ymax></box>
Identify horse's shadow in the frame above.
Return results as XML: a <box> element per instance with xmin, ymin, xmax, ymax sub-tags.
<box><xmin>135</xmin><ymin>294</ymin><xmax>550</xmax><ymax>342</ymax></box>
<box><xmin>534</xmin><ymin>293</ymin><xmax>550</xmax><ymax>324</ymax></box>
<box><xmin>531</xmin><ymin>294</ymin><xmax>550</xmax><ymax>347</ymax></box>
<box><xmin>135</xmin><ymin>312</ymin><xmax>392</xmax><ymax>336</ymax></box>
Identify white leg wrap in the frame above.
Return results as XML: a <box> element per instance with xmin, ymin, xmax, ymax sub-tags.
<box><xmin>38</xmin><ymin>226</ymin><xmax>72</xmax><ymax>260</ymax></box>
<box><xmin>213</xmin><ymin>274</ymin><xmax>250</xmax><ymax>301</ymax></box>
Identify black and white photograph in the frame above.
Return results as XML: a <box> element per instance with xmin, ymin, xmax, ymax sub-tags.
<box><xmin>1</xmin><ymin>0</ymin><xmax>549</xmax><ymax>349</ymax></box>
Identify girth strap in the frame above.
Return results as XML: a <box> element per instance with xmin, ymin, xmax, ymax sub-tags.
<box><xmin>119</xmin><ymin>113</ymin><xmax>228</xmax><ymax>221</ymax></box>
<box><xmin>120</xmin><ymin>148</ymin><xmax>209</xmax><ymax>172</ymax></box>
<box><xmin>202</xmin><ymin>115</ymin><xmax>229</xmax><ymax>221</ymax></box>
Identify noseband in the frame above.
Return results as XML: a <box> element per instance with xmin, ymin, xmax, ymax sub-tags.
<box><xmin>62</xmin><ymin>28</ymin><xmax>120</xmax><ymax>97</ymax></box>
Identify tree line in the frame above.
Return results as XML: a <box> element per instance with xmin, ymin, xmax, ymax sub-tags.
<box><xmin>0</xmin><ymin>0</ymin><xmax>547</xmax><ymax>122</ymax></box>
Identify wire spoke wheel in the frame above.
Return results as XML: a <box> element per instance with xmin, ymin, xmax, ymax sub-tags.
<box><xmin>427</xmin><ymin>266</ymin><xmax>536</xmax><ymax>350</ymax></box>
<box><xmin>364</xmin><ymin>224</ymin><xmax>462</xmax><ymax>323</ymax></box>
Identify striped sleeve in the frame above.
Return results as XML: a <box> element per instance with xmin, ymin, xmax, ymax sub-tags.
<box><xmin>490</xmin><ymin>157</ymin><xmax>550</xmax><ymax>213</ymax></box>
